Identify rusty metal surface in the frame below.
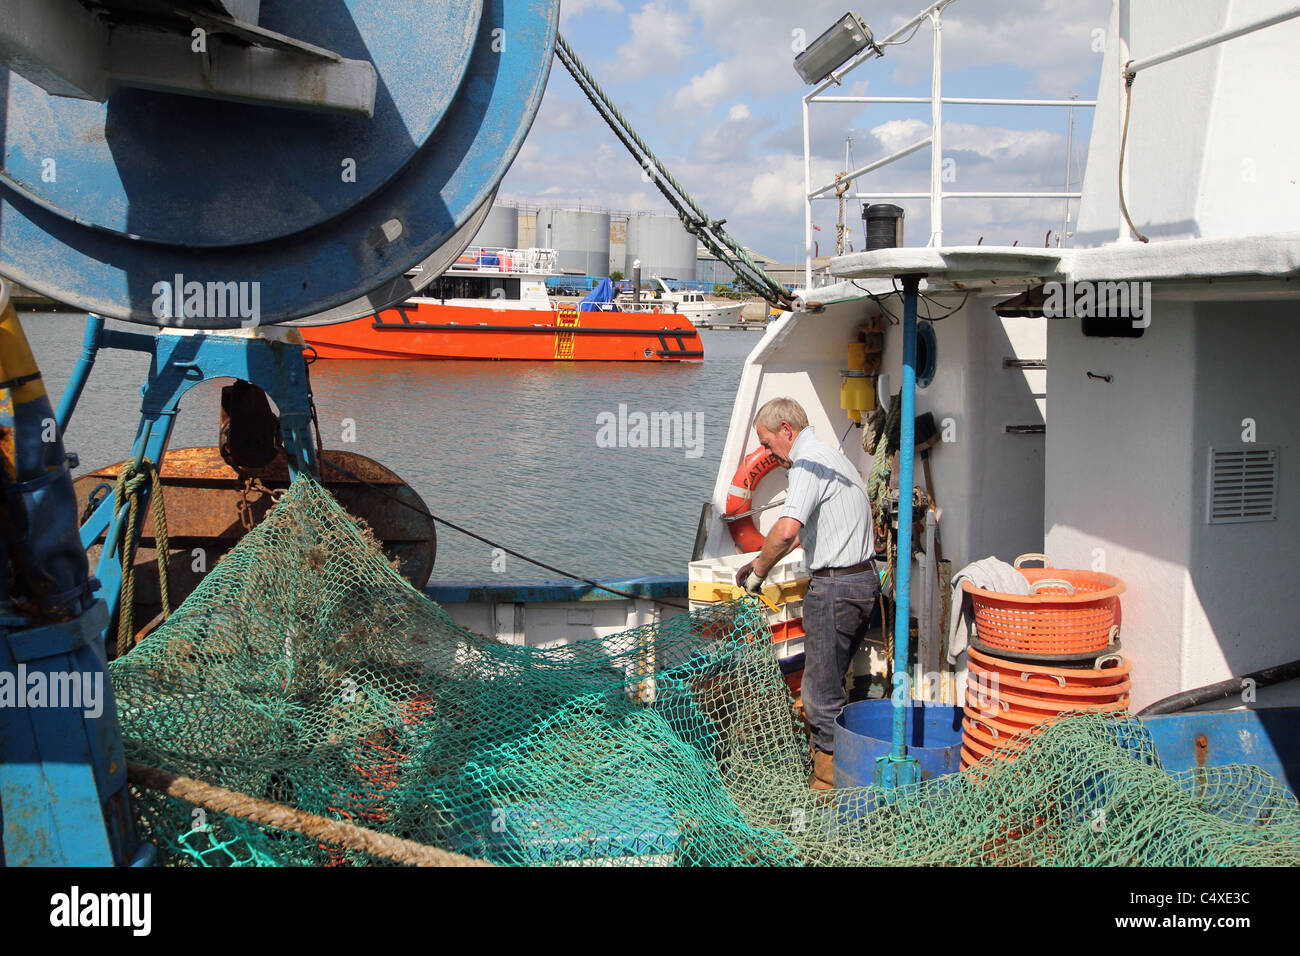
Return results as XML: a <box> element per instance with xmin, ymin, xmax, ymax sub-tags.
<box><xmin>81</xmin><ymin>446</ymin><xmax>404</xmax><ymax>485</ymax></box>
<box><xmin>76</xmin><ymin>446</ymin><xmax>436</xmax><ymax>620</ymax></box>
<box><xmin>77</xmin><ymin>448</ymin><xmax>434</xmax><ymax>541</ymax></box>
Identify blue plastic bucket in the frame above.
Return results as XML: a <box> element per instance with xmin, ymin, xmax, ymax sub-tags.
<box><xmin>833</xmin><ymin>700</ymin><xmax>963</xmax><ymax>787</ymax></box>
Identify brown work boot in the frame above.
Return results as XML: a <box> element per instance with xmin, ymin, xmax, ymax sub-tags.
<box><xmin>809</xmin><ymin>750</ymin><xmax>834</xmax><ymax>790</ymax></box>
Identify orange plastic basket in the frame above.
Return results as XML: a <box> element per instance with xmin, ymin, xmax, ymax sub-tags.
<box><xmin>966</xmin><ymin>687</ymin><xmax>1127</xmax><ymax>725</ymax></box>
<box><xmin>968</xmin><ymin>645</ymin><xmax>1130</xmax><ymax>686</ymax></box>
<box><xmin>963</xmin><ymin>554</ymin><xmax>1125</xmax><ymax>657</ymax></box>
<box><xmin>962</xmin><ymin>644</ymin><xmax>1133</xmax><ymax>773</ymax></box>
<box><xmin>962</xmin><ymin>716</ymin><xmax>1032</xmax><ymax>754</ymax></box>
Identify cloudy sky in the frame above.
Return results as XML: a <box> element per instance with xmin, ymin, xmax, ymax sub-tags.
<box><xmin>498</xmin><ymin>0</ymin><xmax>1114</xmax><ymax>264</ymax></box>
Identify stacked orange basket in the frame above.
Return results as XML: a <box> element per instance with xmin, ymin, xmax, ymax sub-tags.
<box><xmin>960</xmin><ymin>554</ymin><xmax>1129</xmax><ymax>771</ymax></box>
<box><xmin>964</xmin><ymin>554</ymin><xmax>1124</xmax><ymax>661</ymax></box>
<box><xmin>961</xmin><ymin>646</ymin><xmax>1130</xmax><ymax>769</ymax></box>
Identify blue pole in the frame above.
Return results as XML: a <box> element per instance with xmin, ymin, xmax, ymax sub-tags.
<box><xmin>54</xmin><ymin>314</ymin><xmax>105</xmax><ymax>433</ymax></box>
<box><xmin>878</xmin><ymin>274</ymin><xmax>924</xmax><ymax>789</ymax></box>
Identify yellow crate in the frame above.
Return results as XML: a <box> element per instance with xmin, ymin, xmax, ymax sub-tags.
<box><xmin>687</xmin><ymin>578</ymin><xmax>807</xmax><ymax>612</ymax></box>
<box><xmin>688</xmin><ymin>551</ymin><xmax>809</xmax><ymax>615</ymax></box>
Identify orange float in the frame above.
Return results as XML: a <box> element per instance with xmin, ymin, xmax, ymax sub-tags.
<box><xmin>724</xmin><ymin>447</ymin><xmax>783</xmax><ymax>553</ymax></box>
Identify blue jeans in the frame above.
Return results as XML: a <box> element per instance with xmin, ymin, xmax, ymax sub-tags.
<box><xmin>801</xmin><ymin>568</ymin><xmax>879</xmax><ymax>753</ymax></box>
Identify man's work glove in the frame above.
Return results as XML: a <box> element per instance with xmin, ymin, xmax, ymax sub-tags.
<box><xmin>744</xmin><ymin>571</ymin><xmax>765</xmax><ymax>596</ymax></box>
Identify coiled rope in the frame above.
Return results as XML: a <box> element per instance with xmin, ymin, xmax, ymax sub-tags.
<box><xmin>115</xmin><ymin>459</ymin><xmax>172</xmax><ymax>649</ymax></box>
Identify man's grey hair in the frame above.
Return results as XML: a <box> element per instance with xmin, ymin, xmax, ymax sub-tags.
<box><xmin>755</xmin><ymin>397</ymin><xmax>809</xmax><ymax>433</ymax></box>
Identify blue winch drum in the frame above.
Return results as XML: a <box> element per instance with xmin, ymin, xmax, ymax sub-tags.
<box><xmin>833</xmin><ymin>699</ymin><xmax>963</xmax><ymax>787</ymax></box>
<box><xmin>0</xmin><ymin>0</ymin><xmax>560</xmax><ymax>327</ymax></box>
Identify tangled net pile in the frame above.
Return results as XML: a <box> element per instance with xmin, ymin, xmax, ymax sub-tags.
<box><xmin>110</xmin><ymin>479</ymin><xmax>1300</xmax><ymax>866</ymax></box>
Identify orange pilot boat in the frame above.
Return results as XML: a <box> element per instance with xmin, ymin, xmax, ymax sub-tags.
<box><xmin>298</xmin><ymin>247</ymin><xmax>703</xmax><ymax>362</ymax></box>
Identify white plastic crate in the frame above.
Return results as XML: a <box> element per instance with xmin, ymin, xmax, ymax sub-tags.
<box><xmin>774</xmin><ymin>635</ymin><xmax>805</xmax><ymax>662</ymax></box>
<box><xmin>688</xmin><ymin>549</ymin><xmax>807</xmax><ymax>588</ymax></box>
<box><xmin>688</xmin><ymin>550</ymin><xmax>808</xmax><ymax>608</ymax></box>
<box><xmin>688</xmin><ymin>551</ymin><xmax>809</xmax><ymax>647</ymax></box>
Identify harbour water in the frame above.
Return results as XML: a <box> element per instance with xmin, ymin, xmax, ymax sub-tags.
<box><xmin>23</xmin><ymin>312</ymin><xmax>763</xmax><ymax>582</ymax></box>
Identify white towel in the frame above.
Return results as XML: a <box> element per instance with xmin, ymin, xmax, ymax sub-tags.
<box><xmin>947</xmin><ymin>557</ymin><xmax>1031</xmax><ymax>664</ymax></box>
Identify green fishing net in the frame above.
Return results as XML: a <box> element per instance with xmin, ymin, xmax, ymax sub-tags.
<box><xmin>109</xmin><ymin>478</ymin><xmax>1300</xmax><ymax>866</ymax></box>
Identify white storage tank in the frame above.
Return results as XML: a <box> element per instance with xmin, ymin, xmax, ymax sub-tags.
<box><xmin>518</xmin><ymin>211</ymin><xmax>537</xmax><ymax>248</ymax></box>
<box><xmin>537</xmin><ymin>208</ymin><xmax>610</xmax><ymax>275</ymax></box>
<box><xmin>609</xmin><ymin>218</ymin><xmax>628</xmax><ymax>275</ymax></box>
<box><xmin>625</xmin><ymin>213</ymin><xmax>697</xmax><ymax>281</ymax></box>
<box><xmin>471</xmin><ymin>203</ymin><xmax>519</xmax><ymax>250</ymax></box>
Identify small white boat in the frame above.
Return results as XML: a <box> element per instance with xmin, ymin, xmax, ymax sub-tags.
<box><xmin>619</xmin><ymin>277</ymin><xmax>745</xmax><ymax>327</ymax></box>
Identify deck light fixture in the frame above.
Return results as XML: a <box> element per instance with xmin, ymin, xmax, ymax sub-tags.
<box><xmin>794</xmin><ymin>12</ymin><xmax>879</xmax><ymax>85</ymax></box>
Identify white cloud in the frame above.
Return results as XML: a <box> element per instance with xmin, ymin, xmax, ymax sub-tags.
<box><xmin>611</xmin><ymin>1</ymin><xmax>696</xmax><ymax>78</ymax></box>
<box><xmin>670</xmin><ymin>62</ymin><xmax>733</xmax><ymax>111</ymax></box>
<box><xmin>693</xmin><ymin>108</ymin><xmax>773</xmax><ymax>164</ymax></box>
<box><xmin>870</xmin><ymin>118</ymin><xmax>930</xmax><ymax>154</ymax></box>
<box><xmin>877</xmin><ymin>0</ymin><xmax>1112</xmax><ymax>95</ymax></box>
<box><xmin>562</xmin><ymin>0</ymin><xmax>623</xmax><ymax>17</ymax></box>
<box><xmin>736</xmin><ymin>155</ymin><xmax>817</xmax><ymax>218</ymax></box>
<box><xmin>942</xmin><ymin>122</ymin><xmax>1063</xmax><ymax>172</ymax></box>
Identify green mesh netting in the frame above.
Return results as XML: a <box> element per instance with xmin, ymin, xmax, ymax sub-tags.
<box><xmin>109</xmin><ymin>478</ymin><xmax>1300</xmax><ymax>866</ymax></box>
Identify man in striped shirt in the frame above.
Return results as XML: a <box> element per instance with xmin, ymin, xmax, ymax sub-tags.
<box><xmin>736</xmin><ymin>397</ymin><xmax>877</xmax><ymax>790</ymax></box>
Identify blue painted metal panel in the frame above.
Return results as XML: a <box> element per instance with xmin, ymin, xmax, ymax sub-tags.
<box><xmin>0</xmin><ymin>0</ymin><xmax>560</xmax><ymax>326</ymax></box>
<box><xmin>423</xmin><ymin>574</ymin><xmax>688</xmax><ymax>605</ymax></box>
<box><xmin>1</xmin><ymin>1</ymin><xmax>483</xmax><ymax>246</ymax></box>
<box><xmin>0</xmin><ymin>600</ymin><xmax>140</xmax><ymax>866</ymax></box>
<box><xmin>1143</xmin><ymin>708</ymin><xmax>1300</xmax><ymax>795</ymax></box>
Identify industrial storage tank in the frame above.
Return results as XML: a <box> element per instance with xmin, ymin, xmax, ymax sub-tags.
<box><xmin>608</xmin><ymin>218</ymin><xmax>627</xmax><ymax>275</ymax></box>
<box><xmin>625</xmin><ymin>213</ymin><xmax>697</xmax><ymax>281</ymax></box>
<box><xmin>536</xmin><ymin>208</ymin><xmax>610</xmax><ymax>275</ymax></box>
<box><xmin>471</xmin><ymin>203</ymin><xmax>520</xmax><ymax>250</ymax></box>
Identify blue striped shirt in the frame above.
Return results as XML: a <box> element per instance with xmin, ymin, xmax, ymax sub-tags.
<box><xmin>779</xmin><ymin>426</ymin><xmax>874</xmax><ymax>571</ymax></box>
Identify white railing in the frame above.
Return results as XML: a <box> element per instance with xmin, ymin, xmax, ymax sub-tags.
<box><xmin>438</xmin><ymin>246</ymin><xmax>559</xmax><ymax>275</ymax></box>
<box><xmin>1123</xmin><ymin>3</ymin><xmax>1300</xmax><ymax>76</ymax></box>
<box><xmin>802</xmin><ymin>0</ymin><xmax>1300</xmax><ymax>278</ymax></box>
<box><xmin>801</xmin><ymin>0</ymin><xmax>1095</xmax><ymax>287</ymax></box>
<box><xmin>1113</xmin><ymin>0</ymin><xmax>1300</xmax><ymax>244</ymax></box>
<box><xmin>574</xmin><ymin>300</ymin><xmax>667</xmax><ymax>313</ymax></box>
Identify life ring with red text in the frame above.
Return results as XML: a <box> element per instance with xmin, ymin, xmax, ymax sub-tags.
<box><xmin>724</xmin><ymin>447</ymin><xmax>783</xmax><ymax>552</ymax></box>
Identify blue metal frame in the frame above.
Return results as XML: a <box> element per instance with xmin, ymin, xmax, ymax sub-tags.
<box><xmin>0</xmin><ymin>304</ymin><xmax>143</xmax><ymax>865</ymax></box>
<box><xmin>877</xmin><ymin>275</ymin><xmax>925</xmax><ymax>789</ymax></box>
<box><xmin>61</xmin><ymin>318</ymin><xmax>320</xmax><ymax>635</ymax></box>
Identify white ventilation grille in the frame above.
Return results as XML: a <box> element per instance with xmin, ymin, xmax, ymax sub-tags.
<box><xmin>1208</xmin><ymin>446</ymin><xmax>1279</xmax><ymax>524</ymax></box>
